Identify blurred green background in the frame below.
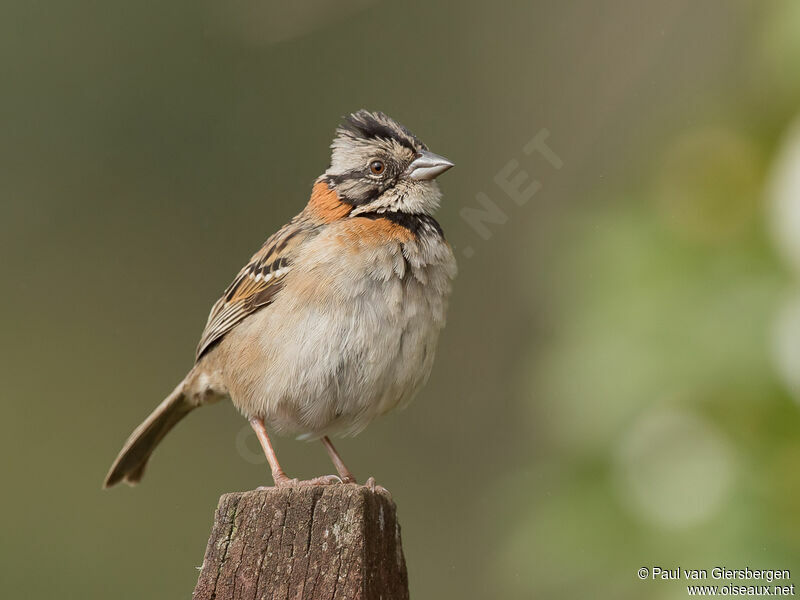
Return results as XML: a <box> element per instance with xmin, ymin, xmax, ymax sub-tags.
<box><xmin>3</xmin><ymin>1</ymin><xmax>800</xmax><ymax>598</ymax></box>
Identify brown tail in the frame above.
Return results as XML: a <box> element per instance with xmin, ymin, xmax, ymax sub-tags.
<box><xmin>103</xmin><ymin>381</ymin><xmax>195</xmax><ymax>488</ymax></box>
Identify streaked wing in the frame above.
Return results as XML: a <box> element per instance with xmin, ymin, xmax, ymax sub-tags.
<box><xmin>195</xmin><ymin>217</ymin><xmax>314</xmax><ymax>360</ymax></box>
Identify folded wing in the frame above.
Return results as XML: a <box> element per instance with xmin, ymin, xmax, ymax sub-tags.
<box><xmin>196</xmin><ymin>218</ymin><xmax>315</xmax><ymax>360</ymax></box>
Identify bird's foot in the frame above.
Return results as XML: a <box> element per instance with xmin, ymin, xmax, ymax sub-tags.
<box><xmin>365</xmin><ymin>476</ymin><xmax>390</xmax><ymax>496</ymax></box>
<box><xmin>264</xmin><ymin>474</ymin><xmax>343</xmax><ymax>488</ymax></box>
<box><xmin>255</xmin><ymin>474</ymin><xmax>387</xmax><ymax>492</ymax></box>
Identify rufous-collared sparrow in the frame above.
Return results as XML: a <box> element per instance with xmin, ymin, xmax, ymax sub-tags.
<box><xmin>104</xmin><ymin>110</ymin><xmax>456</xmax><ymax>488</ymax></box>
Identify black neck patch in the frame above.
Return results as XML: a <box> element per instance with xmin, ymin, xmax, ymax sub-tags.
<box><xmin>357</xmin><ymin>211</ymin><xmax>444</xmax><ymax>239</ymax></box>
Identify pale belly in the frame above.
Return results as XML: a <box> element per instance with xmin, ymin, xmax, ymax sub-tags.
<box><xmin>217</xmin><ymin>257</ymin><xmax>453</xmax><ymax>438</ymax></box>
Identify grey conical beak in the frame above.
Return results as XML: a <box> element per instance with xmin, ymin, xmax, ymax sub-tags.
<box><xmin>405</xmin><ymin>150</ymin><xmax>454</xmax><ymax>181</ymax></box>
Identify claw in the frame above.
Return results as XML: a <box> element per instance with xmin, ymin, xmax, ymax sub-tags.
<box><xmin>306</xmin><ymin>474</ymin><xmax>342</xmax><ymax>486</ymax></box>
<box><xmin>364</xmin><ymin>477</ymin><xmax>390</xmax><ymax>496</ymax></box>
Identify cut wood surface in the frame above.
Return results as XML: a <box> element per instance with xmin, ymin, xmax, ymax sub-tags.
<box><xmin>192</xmin><ymin>484</ymin><xmax>409</xmax><ymax>600</ymax></box>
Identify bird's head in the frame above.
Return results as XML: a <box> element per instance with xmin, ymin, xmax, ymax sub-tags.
<box><xmin>321</xmin><ymin>110</ymin><xmax>453</xmax><ymax>216</ymax></box>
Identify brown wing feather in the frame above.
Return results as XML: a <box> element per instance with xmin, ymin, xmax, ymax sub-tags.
<box><xmin>195</xmin><ymin>218</ymin><xmax>314</xmax><ymax>360</ymax></box>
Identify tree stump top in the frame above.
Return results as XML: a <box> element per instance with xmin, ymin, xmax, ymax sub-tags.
<box><xmin>192</xmin><ymin>484</ymin><xmax>408</xmax><ymax>600</ymax></box>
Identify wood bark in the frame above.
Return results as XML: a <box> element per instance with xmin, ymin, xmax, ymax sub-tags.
<box><xmin>192</xmin><ymin>484</ymin><xmax>409</xmax><ymax>600</ymax></box>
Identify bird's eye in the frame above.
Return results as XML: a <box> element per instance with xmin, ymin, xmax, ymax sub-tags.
<box><xmin>369</xmin><ymin>160</ymin><xmax>385</xmax><ymax>175</ymax></box>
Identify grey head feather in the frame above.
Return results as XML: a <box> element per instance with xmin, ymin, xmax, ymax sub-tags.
<box><xmin>335</xmin><ymin>110</ymin><xmax>426</xmax><ymax>153</ymax></box>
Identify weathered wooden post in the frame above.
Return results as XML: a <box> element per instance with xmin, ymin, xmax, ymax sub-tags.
<box><xmin>192</xmin><ymin>484</ymin><xmax>409</xmax><ymax>600</ymax></box>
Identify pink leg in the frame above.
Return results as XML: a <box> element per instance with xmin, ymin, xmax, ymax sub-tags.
<box><xmin>249</xmin><ymin>418</ymin><xmax>340</xmax><ymax>487</ymax></box>
<box><xmin>321</xmin><ymin>436</ymin><xmax>357</xmax><ymax>484</ymax></box>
